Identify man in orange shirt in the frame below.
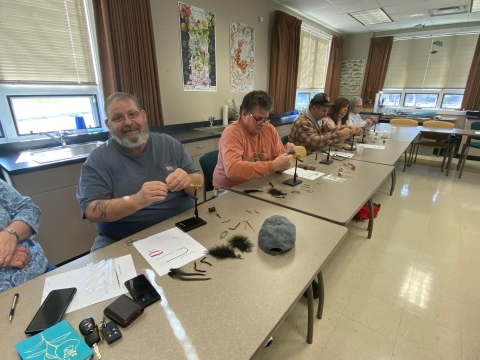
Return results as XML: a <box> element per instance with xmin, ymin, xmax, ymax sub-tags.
<box><xmin>213</xmin><ymin>90</ymin><xmax>295</xmax><ymax>191</ymax></box>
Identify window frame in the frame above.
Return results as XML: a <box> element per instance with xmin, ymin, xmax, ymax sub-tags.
<box><xmin>380</xmin><ymin>88</ymin><xmax>465</xmax><ymax>112</ymax></box>
<box><xmin>440</xmin><ymin>93</ymin><xmax>464</xmax><ymax>110</ymax></box>
<box><xmin>403</xmin><ymin>93</ymin><xmax>439</xmax><ymax>108</ymax></box>
<box><xmin>0</xmin><ymin>0</ymin><xmax>105</xmax><ymax>144</ymax></box>
<box><xmin>7</xmin><ymin>93</ymin><xmax>102</xmax><ymax>137</ymax></box>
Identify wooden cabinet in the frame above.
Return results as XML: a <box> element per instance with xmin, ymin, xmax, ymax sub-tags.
<box><xmin>8</xmin><ymin>163</ymin><xmax>97</xmax><ymax>265</ymax></box>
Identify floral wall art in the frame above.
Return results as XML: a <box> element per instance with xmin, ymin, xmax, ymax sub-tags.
<box><xmin>230</xmin><ymin>21</ymin><xmax>255</xmax><ymax>93</ymax></box>
<box><xmin>179</xmin><ymin>2</ymin><xmax>216</xmax><ymax>91</ymax></box>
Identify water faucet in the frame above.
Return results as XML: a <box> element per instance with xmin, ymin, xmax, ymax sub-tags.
<box><xmin>39</xmin><ymin>130</ymin><xmax>70</xmax><ymax>146</ymax></box>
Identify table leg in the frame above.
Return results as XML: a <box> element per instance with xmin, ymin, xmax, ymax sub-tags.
<box><xmin>445</xmin><ymin>135</ymin><xmax>457</xmax><ymax>176</ymax></box>
<box><xmin>457</xmin><ymin>143</ymin><xmax>467</xmax><ymax>170</ymax></box>
<box><xmin>403</xmin><ymin>150</ymin><xmax>407</xmax><ymax>172</ymax></box>
<box><xmin>316</xmin><ymin>272</ymin><xmax>324</xmax><ymax>320</ymax></box>
<box><xmin>459</xmin><ymin>137</ymin><xmax>472</xmax><ymax>179</ymax></box>
<box><xmin>368</xmin><ymin>198</ymin><xmax>374</xmax><ymax>239</ymax></box>
<box><xmin>390</xmin><ymin>168</ymin><xmax>396</xmax><ymax>196</ymax></box>
<box><xmin>407</xmin><ymin>142</ymin><xmax>413</xmax><ymax>167</ymax></box>
<box><xmin>306</xmin><ymin>282</ymin><xmax>314</xmax><ymax>344</ymax></box>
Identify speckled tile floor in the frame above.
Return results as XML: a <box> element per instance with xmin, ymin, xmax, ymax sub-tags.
<box><xmin>254</xmin><ymin>159</ymin><xmax>480</xmax><ymax>360</ymax></box>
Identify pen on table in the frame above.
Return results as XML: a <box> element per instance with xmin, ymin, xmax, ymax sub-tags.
<box><xmin>315</xmin><ymin>152</ymin><xmax>318</xmax><ymax>160</ymax></box>
<box><xmin>9</xmin><ymin>293</ymin><xmax>19</xmax><ymax>322</ymax></box>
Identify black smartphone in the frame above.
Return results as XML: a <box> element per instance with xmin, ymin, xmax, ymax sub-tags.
<box><xmin>124</xmin><ymin>274</ymin><xmax>161</xmax><ymax>307</ymax></box>
<box><xmin>25</xmin><ymin>287</ymin><xmax>77</xmax><ymax>335</ymax></box>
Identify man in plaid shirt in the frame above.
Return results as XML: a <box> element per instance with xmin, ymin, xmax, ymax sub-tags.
<box><xmin>289</xmin><ymin>93</ymin><xmax>352</xmax><ymax>154</ymax></box>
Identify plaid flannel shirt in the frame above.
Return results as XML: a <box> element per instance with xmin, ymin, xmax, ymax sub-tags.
<box><xmin>288</xmin><ymin>114</ymin><xmax>345</xmax><ymax>155</ymax></box>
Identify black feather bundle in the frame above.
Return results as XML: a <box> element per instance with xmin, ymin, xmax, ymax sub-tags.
<box><xmin>168</xmin><ymin>268</ymin><xmax>211</xmax><ymax>281</ymax></box>
<box><xmin>268</xmin><ymin>188</ymin><xmax>286</xmax><ymax>197</ymax></box>
<box><xmin>243</xmin><ymin>189</ymin><xmax>264</xmax><ymax>193</ymax></box>
<box><xmin>207</xmin><ymin>244</ymin><xmax>242</xmax><ymax>259</ymax></box>
<box><xmin>228</xmin><ymin>235</ymin><xmax>254</xmax><ymax>253</ymax></box>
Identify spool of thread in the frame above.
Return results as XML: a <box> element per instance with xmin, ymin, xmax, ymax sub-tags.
<box><xmin>222</xmin><ymin>105</ymin><xmax>229</xmax><ymax>126</ymax></box>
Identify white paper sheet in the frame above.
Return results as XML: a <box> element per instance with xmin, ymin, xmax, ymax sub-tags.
<box><xmin>41</xmin><ymin>255</ymin><xmax>137</xmax><ymax>313</ymax></box>
<box><xmin>283</xmin><ymin>168</ymin><xmax>325</xmax><ymax>180</ymax></box>
<box><xmin>359</xmin><ymin>144</ymin><xmax>385</xmax><ymax>149</ymax></box>
<box><xmin>475</xmin><ymin>131</ymin><xmax>480</xmax><ymax>134</ymax></box>
<box><xmin>330</xmin><ymin>151</ymin><xmax>354</xmax><ymax>158</ymax></box>
<box><xmin>16</xmin><ymin>152</ymin><xmax>32</xmax><ymax>163</ymax></box>
<box><xmin>133</xmin><ymin>227</ymin><xmax>207</xmax><ymax>277</ymax></box>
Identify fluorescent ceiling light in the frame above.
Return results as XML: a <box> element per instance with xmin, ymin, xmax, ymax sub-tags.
<box><xmin>428</xmin><ymin>5</ymin><xmax>469</xmax><ymax>16</ymax></box>
<box><xmin>349</xmin><ymin>8</ymin><xmax>392</xmax><ymax>25</ymax></box>
<box><xmin>473</xmin><ymin>0</ymin><xmax>480</xmax><ymax>12</ymax></box>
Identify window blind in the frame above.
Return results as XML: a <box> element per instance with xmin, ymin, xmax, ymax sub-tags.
<box><xmin>383</xmin><ymin>33</ymin><xmax>478</xmax><ymax>89</ymax></box>
<box><xmin>297</xmin><ymin>29</ymin><xmax>330</xmax><ymax>89</ymax></box>
<box><xmin>0</xmin><ymin>0</ymin><xmax>96</xmax><ymax>84</ymax></box>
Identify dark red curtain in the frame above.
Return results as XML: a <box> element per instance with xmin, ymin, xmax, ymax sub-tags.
<box><xmin>93</xmin><ymin>0</ymin><xmax>164</xmax><ymax>126</ymax></box>
<box><xmin>324</xmin><ymin>35</ymin><xmax>344</xmax><ymax>100</ymax></box>
<box><xmin>462</xmin><ymin>35</ymin><xmax>480</xmax><ymax>110</ymax></box>
<box><xmin>361</xmin><ymin>36</ymin><xmax>393</xmax><ymax>103</ymax></box>
<box><xmin>268</xmin><ymin>11</ymin><xmax>302</xmax><ymax>114</ymax></box>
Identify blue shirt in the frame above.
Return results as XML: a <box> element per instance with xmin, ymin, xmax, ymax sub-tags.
<box><xmin>76</xmin><ymin>133</ymin><xmax>200</xmax><ymax>241</ymax></box>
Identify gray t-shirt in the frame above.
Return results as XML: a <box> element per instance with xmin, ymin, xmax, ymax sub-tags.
<box><xmin>76</xmin><ymin>133</ymin><xmax>200</xmax><ymax>241</ymax></box>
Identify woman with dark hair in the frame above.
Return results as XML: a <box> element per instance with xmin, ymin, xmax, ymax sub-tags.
<box><xmin>322</xmin><ymin>98</ymin><xmax>362</xmax><ymax>135</ymax></box>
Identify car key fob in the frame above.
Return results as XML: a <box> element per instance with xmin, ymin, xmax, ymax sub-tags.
<box><xmin>101</xmin><ymin>321</ymin><xmax>122</xmax><ymax>344</ymax></box>
<box><xmin>79</xmin><ymin>317</ymin><xmax>100</xmax><ymax>347</ymax></box>
<box><xmin>79</xmin><ymin>317</ymin><xmax>96</xmax><ymax>336</ymax></box>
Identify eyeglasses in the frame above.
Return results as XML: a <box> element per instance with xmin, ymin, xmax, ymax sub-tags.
<box><xmin>110</xmin><ymin>111</ymin><xmax>142</xmax><ymax>123</ymax></box>
<box><xmin>248</xmin><ymin>113</ymin><xmax>270</xmax><ymax>124</ymax></box>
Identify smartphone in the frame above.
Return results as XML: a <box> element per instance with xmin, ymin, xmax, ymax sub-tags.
<box><xmin>25</xmin><ymin>287</ymin><xmax>77</xmax><ymax>335</ymax></box>
<box><xmin>124</xmin><ymin>274</ymin><xmax>161</xmax><ymax>307</ymax></box>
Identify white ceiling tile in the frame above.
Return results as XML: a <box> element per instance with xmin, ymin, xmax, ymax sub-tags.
<box><xmin>395</xmin><ymin>18</ymin><xmax>433</xmax><ymax>28</ymax></box>
<box><xmin>271</xmin><ymin>0</ymin><xmax>292</xmax><ymax>4</ymax></box>
<box><xmin>338</xmin><ymin>25</ymin><xmax>370</xmax><ymax>33</ymax></box>
<box><xmin>389</xmin><ymin>10</ymin><xmax>430</xmax><ymax>21</ymax></box>
<box><xmin>308</xmin><ymin>6</ymin><xmax>348</xmax><ymax>16</ymax></box>
<box><xmin>327</xmin><ymin>0</ymin><xmax>358</xmax><ymax>4</ymax></box>
<box><xmin>383</xmin><ymin>1</ymin><xmax>427</xmax><ymax>15</ymax></box>
<box><xmin>286</xmin><ymin>0</ymin><xmax>332</xmax><ymax>11</ymax></box>
<box><xmin>430</xmin><ymin>13</ymin><xmax>470</xmax><ymax>24</ymax></box>
<box><xmin>425</xmin><ymin>0</ymin><xmax>471</xmax><ymax>9</ymax></box>
<box><xmin>336</xmin><ymin>0</ymin><xmax>382</xmax><ymax>13</ymax></box>
<box><xmin>334</xmin><ymin>19</ymin><xmax>365</xmax><ymax>26</ymax></box>
<box><xmin>309</xmin><ymin>12</ymin><xmax>355</xmax><ymax>22</ymax></box>
<box><xmin>366</xmin><ymin>22</ymin><xmax>400</xmax><ymax>30</ymax></box>
<box><xmin>376</xmin><ymin>0</ymin><xmax>418</xmax><ymax>6</ymax></box>
<box><xmin>469</xmin><ymin>12</ymin><xmax>480</xmax><ymax>20</ymax></box>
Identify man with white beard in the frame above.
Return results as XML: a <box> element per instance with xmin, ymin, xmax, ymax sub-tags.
<box><xmin>77</xmin><ymin>92</ymin><xmax>204</xmax><ymax>251</ymax></box>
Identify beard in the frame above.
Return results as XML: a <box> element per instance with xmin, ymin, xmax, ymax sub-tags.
<box><xmin>109</xmin><ymin>122</ymin><xmax>150</xmax><ymax>148</ymax></box>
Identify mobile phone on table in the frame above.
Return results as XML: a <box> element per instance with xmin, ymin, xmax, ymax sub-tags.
<box><xmin>124</xmin><ymin>274</ymin><xmax>161</xmax><ymax>307</ymax></box>
<box><xmin>25</xmin><ymin>287</ymin><xmax>77</xmax><ymax>335</ymax></box>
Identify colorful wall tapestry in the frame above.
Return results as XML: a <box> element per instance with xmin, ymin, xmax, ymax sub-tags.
<box><xmin>179</xmin><ymin>2</ymin><xmax>216</xmax><ymax>91</ymax></box>
<box><xmin>338</xmin><ymin>58</ymin><xmax>366</xmax><ymax>97</ymax></box>
<box><xmin>230</xmin><ymin>21</ymin><xmax>255</xmax><ymax>93</ymax></box>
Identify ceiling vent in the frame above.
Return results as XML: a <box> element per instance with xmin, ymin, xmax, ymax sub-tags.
<box><xmin>428</xmin><ymin>5</ymin><xmax>470</xmax><ymax>16</ymax></box>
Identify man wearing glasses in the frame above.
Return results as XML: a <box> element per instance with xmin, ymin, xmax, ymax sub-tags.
<box><xmin>213</xmin><ymin>90</ymin><xmax>295</xmax><ymax>191</ymax></box>
<box><xmin>77</xmin><ymin>92</ymin><xmax>203</xmax><ymax>251</ymax></box>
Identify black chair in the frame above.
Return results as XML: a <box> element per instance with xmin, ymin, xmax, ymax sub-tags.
<box><xmin>280</xmin><ymin>135</ymin><xmax>289</xmax><ymax>145</ymax></box>
<box><xmin>199</xmin><ymin>150</ymin><xmax>219</xmax><ymax>202</ymax></box>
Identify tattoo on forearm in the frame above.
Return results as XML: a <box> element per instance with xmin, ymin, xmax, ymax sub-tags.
<box><xmin>92</xmin><ymin>200</ymin><xmax>110</xmax><ymax>219</ymax></box>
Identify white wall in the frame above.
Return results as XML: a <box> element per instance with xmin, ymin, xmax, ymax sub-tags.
<box><xmin>150</xmin><ymin>0</ymin><xmax>340</xmax><ymax>125</ymax></box>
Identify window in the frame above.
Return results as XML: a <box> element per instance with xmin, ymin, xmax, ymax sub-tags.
<box><xmin>296</xmin><ymin>93</ymin><xmax>310</xmax><ymax>109</ymax></box>
<box><xmin>380</xmin><ymin>93</ymin><xmax>401</xmax><ymax>107</ymax></box>
<box><xmin>8</xmin><ymin>95</ymin><xmax>101</xmax><ymax>136</ymax></box>
<box><xmin>441</xmin><ymin>94</ymin><xmax>463</xmax><ymax>109</ymax></box>
<box><xmin>296</xmin><ymin>25</ymin><xmax>331</xmax><ymax>110</ymax></box>
<box><xmin>404</xmin><ymin>93</ymin><xmax>438</xmax><ymax>108</ymax></box>
<box><xmin>0</xmin><ymin>0</ymin><xmax>102</xmax><ymax>141</ymax></box>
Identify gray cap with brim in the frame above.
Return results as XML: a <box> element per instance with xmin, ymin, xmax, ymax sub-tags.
<box><xmin>258</xmin><ymin>215</ymin><xmax>296</xmax><ymax>256</ymax></box>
